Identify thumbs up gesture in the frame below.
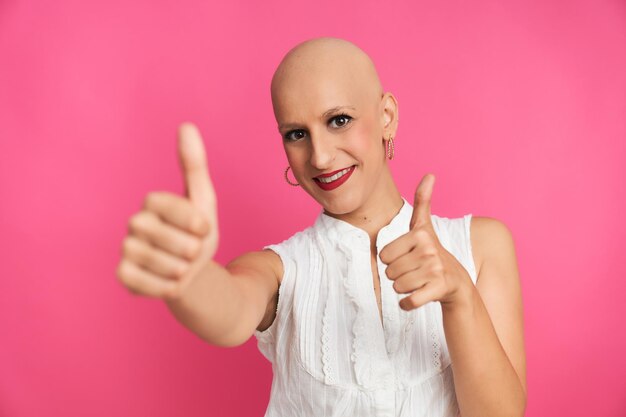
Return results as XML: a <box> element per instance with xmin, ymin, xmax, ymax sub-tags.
<box><xmin>379</xmin><ymin>174</ymin><xmax>472</xmax><ymax>311</ymax></box>
<box><xmin>116</xmin><ymin>123</ymin><xmax>219</xmax><ymax>300</ymax></box>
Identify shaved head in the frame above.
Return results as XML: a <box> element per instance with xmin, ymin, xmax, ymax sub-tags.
<box><xmin>271</xmin><ymin>37</ymin><xmax>384</xmax><ymax>125</ymax></box>
<box><xmin>269</xmin><ymin>36</ymin><xmax>400</xmax><ymax>218</ymax></box>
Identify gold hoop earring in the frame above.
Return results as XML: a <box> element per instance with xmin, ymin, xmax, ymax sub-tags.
<box><xmin>284</xmin><ymin>166</ymin><xmax>300</xmax><ymax>186</ymax></box>
<box><xmin>386</xmin><ymin>135</ymin><xmax>395</xmax><ymax>160</ymax></box>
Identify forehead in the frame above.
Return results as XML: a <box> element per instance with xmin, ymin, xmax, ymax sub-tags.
<box><xmin>272</xmin><ymin>63</ymin><xmax>368</xmax><ymax>123</ymax></box>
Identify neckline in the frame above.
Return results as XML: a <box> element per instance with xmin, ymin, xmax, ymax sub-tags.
<box><xmin>314</xmin><ymin>197</ymin><xmax>413</xmax><ymax>245</ymax></box>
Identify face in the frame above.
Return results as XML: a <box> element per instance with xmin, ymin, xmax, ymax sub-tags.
<box><xmin>275</xmin><ymin>76</ymin><xmax>392</xmax><ymax>215</ymax></box>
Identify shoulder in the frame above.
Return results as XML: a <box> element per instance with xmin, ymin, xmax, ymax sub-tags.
<box><xmin>231</xmin><ymin>246</ymin><xmax>283</xmax><ymax>274</ymax></box>
<box><xmin>254</xmin><ymin>225</ymin><xmax>317</xmax><ymax>284</ymax></box>
<box><xmin>265</xmin><ymin>226</ymin><xmax>316</xmax><ymax>256</ymax></box>
<box><xmin>225</xmin><ymin>249</ymin><xmax>283</xmax><ymax>287</ymax></box>
<box><xmin>469</xmin><ymin>216</ymin><xmax>517</xmax><ymax>281</ymax></box>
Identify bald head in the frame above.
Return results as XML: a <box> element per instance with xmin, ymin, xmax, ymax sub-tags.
<box><xmin>271</xmin><ymin>37</ymin><xmax>384</xmax><ymax>126</ymax></box>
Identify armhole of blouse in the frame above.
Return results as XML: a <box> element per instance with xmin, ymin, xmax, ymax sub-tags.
<box><xmin>253</xmin><ymin>244</ymin><xmax>289</xmax><ymax>344</ymax></box>
<box><xmin>464</xmin><ymin>213</ymin><xmax>479</xmax><ymax>285</ymax></box>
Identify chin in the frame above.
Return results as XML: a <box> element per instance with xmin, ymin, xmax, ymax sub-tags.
<box><xmin>302</xmin><ymin>171</ymin><xmax>368</xmax><ymax>215</ymax></box>
<box><xmin>317</xmin><ymin>192</ymin><xmax>363</xmax><ymax>216</ymax></box>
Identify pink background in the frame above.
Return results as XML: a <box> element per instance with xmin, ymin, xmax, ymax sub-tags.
<box><xmin>1</xmin><ymin>0</ymin><xmax>625</xmax><ymax>416</ymax></box>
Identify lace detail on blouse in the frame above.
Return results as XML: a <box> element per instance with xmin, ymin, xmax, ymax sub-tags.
<box><xmin>317</xmin><ymin>228</ymin><xmax>336</xmax><ymax>385</ymax></box>
<box><xmin>254</xmin><ymin>198</ymin><xmax>476</xmax><ymax>417</ymax></box>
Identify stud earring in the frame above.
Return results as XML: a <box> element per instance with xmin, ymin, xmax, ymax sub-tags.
<box><xmin>284</xmin><ymin>166</ymin><xmax>300</xmax><ymax>186</ymax></box>
<box><xmin>386</xmin><ymin>135</ymin><xmax>395</xmax><ymax>160</ymax></box>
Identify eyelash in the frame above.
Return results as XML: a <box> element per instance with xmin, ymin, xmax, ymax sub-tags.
<box><xmin>283</xmin><ymin>114</ymin><xmax>353</xmax><ymax>142</ymax></box>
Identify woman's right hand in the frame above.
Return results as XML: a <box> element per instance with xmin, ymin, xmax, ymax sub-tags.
<box><xmin>116</xmin><ymin>123</ymin><xmax>219</xmax><ymax>301</ymax></box>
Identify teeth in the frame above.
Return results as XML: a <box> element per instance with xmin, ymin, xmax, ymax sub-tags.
<box><xmin>318</xmin><ymin>167</ymin><xmax>352</xmax><ymax>183</ymax></box>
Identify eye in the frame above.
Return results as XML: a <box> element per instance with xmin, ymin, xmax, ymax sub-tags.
<box><xmin>283</xmin><ymin>130</ymin><xmax>306</xmax><ymax>142</ymax></box>
<box><xmin>329</xmin><ymin>114</ymin><xmax>352</xmax><ymax>128</ymax></box>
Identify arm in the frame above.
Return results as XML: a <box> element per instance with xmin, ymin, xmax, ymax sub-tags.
<box><xmin>165</xmin><ymin>249</ymin><xmax>281</xmax><ymax>348</ymax></box>
<box><xmin>443</xmin><ymin>216</ymin><xmax>527</xmax><ymax>417</ymax></box>
<box><xmin>379</xmin><ymin>175</ymin><xmax>526</xmax><ymax>416</ymax></box>
<box><xmin>117</xmin><ymin>123</ymin><xmax>282</xmax><ymax>348</ymax></box>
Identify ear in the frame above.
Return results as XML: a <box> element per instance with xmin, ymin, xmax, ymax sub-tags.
<box><xmin>380</xmin><ymin>92</ymin><xmax>399</xmax><ymax>138</ymax></box>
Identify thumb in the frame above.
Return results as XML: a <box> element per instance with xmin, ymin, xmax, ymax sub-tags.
<box><xmin>177</xmin><ymin>122</ymin><xmax>217</xmax><ymax>223</ymax></box>
<box><xmin>410</xmin><ymin>173</ymin><xmax>435</xmax><ymax>229</ymax></box>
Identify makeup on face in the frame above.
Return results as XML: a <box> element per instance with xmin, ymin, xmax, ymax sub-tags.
<box><xmin>313</xmin><ymin>165</ymin><xmax>356</xmax><ymax>191</ymax></box>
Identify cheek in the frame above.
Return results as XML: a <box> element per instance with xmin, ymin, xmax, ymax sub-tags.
<box><xmin>350</xmin><ymin>121</ymin><xmax>379</xmax><ymax>161</ymax></box>
<box><xmin>284</xmin><ymin>145</ymin><xmax>305</xmax><ymax>166</ymax></box>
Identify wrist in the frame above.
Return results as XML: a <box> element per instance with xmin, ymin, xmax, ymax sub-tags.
<box><xmin>442</xmin><ymin>273</ymin><xmax>477</xmax><ymax>314</ymax></box>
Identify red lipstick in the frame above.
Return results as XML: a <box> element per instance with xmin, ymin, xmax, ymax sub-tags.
<box><xmin>313</xmin><ymin>165</ymin><xmax>356</xmax><ymax>191</ymax></box>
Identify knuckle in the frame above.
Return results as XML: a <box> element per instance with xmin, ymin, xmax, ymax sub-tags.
<box><xmin>409</xmin><ymin>250</ymin><xmax>421</xmax><ymax>263</ymax></box>
<box><xmin>173</xmin><ymin>262</ymin><xmax>189</xmax><ymax>279</ymax></box>
<box><xmin>128</xmin><ymin>212</ymin><xmax>147</xmax><ymax>233</ymax></box>
<box><xmin>401</xmin><ymin>295</ymin><xmax>416</xmax><ymax>310</ymax></box>
<box><xmin>143</xmin><ymin>191</ymin><xmax>162</xmax><ymax>210</ymax></box>
<box><xmin>418</xmin><ymin>243</ymin><xmax>436</xmax><ymax>257</ymax></box>
<box><xmin>124</xmin><ymin>237</ymin><xmax>157</xmax><ymax>269</ymax></box>
<box><xmin>123</xmin><ymin>272</ymin><xmax>145</xmax><ymax>296</ymax></box>
<box><xmin>415</xmin><ymin>228</ymin><xmax>430</xmax><ymax>240</ymax></box>
<box><xmin>185</xmin><ymin>239</ymin><xmax>202</xmax><ymax>259</ymax></box>
<box><xmin>380</xmin><ymin>249</ymin><xmax>393</xmax><ymax>264</ymax></box>
<box><xmin>116</xmin><ymin>260</ymin><xmax>130</xmax><ymax>279</ymax></box>
<box><xmin>385</xmin><ymin>265</ymin><xmax>393</xmax><ymax>278</ymax></box>
<box><xmin>122</xmin><ymin>236</ymin><xmax>136</xmax><ymax>257</ymax></box>
<box><xmin>426</xmin><ymin>247</ymin><xmax>438</xmax><ymax>256</ymax></box>
<box><xmin>431</xmin><ymin>261</ymin><xmax>444</xmax><ymax>274</ymax></box>
<box><xmin>127</xmin><ymin>214</ymin><xmax>139</xmax><ymax>232</ymax></box>
<box><xmin>190</xmin><ymin>213</ymin><xmax>209</xmax><ymax>235</ymax></box>
<box><xmin>162</xmin><ymin>282</ymin><xmax>181</xmax><ymax>301</ymax></box>
<box><xmin>140</xmin><ymin>248</ymin><xmax>158</xmax><ymax>269</ymax></box>
<box><xmin>116</xmin><ymin>261</ymin><xmax>136</xmax><ymax>288</ymax></box>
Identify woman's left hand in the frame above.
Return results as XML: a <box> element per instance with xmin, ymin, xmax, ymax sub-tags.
<box><xmin>379</xmin><ymin>173</ymin><xmax>473</xmax><ymax>311</ymax></box>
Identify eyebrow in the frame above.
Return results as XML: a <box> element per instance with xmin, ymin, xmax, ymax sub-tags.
<box><xmin>278</xmin><ymin>105</ymin><xmax>356</xmax><ymax>131</ymax></box>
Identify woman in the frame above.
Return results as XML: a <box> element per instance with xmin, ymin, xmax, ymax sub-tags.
<box><xmin>116</xmin><ymin>37</ymin><xmax>527</xmax><ymax>417</ymax></box>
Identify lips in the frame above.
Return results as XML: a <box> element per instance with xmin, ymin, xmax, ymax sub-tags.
<box><xmin>313</xmin><ymin>165</ymin><xmax>356</xmax><ymax>191</ymax></box>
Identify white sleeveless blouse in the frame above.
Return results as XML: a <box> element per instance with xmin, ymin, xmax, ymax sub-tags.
<box><xmin>254</xmin><ymin>197</ymin><xmax>477</xmax><ymax>417</ymax></box>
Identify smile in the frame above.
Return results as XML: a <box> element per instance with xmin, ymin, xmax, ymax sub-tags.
<box><xmin>313</xmin><ymin>165</ymin><xmax>356</xmax><ymax>191</ymax></box>
<box><xmin>317</xmin><ymin>166</ymin><xmax>353</xmax><ymax>183</ymax></box>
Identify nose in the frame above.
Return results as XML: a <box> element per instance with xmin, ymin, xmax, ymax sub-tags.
<box><xmin>309</xmin><ymin>132</ymin><xmax>335</xmax><ymax>170</ymax></box>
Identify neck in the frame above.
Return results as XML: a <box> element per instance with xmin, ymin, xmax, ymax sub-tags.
<box><xmin>323</xmin><ymin>165</ymin><xmax>403</xmax><ymax>250</ymax></box>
